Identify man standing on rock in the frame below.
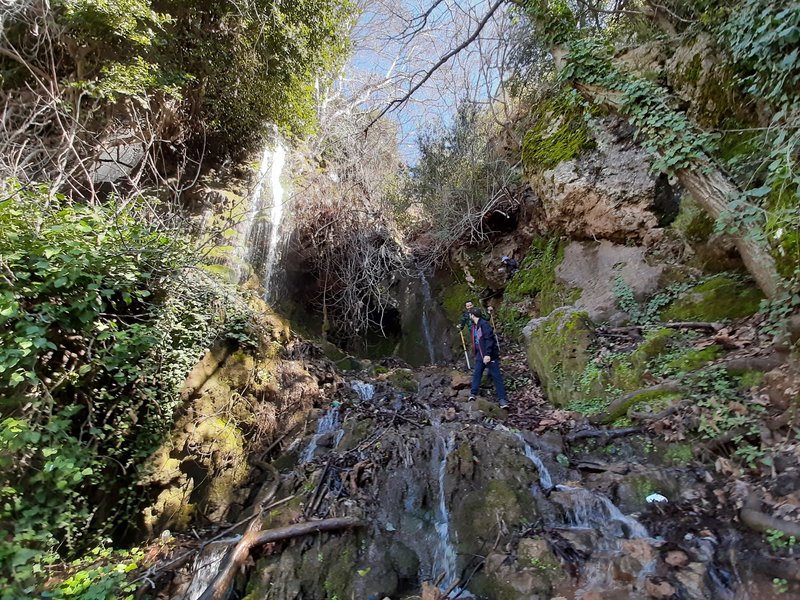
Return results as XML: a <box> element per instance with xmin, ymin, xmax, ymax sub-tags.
<box><xmin>468</xmin><ymin>307</ymin><xmax>508</xmax><ymax>407</ymax></box>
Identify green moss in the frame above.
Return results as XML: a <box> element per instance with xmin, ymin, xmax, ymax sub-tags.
<box><xmin>388</xmin><ymin>369</ymin><xmax>418</xmax><ymax>392</ymax></box>
<box><xmin>600</xmin><ymin>389</ymin><xmax>684</xmax><ymax>424</ymax></box>
<box><xmin>660</xmin><ymin>274</ymin><xmax>763</xmax><ymax>321</ymax></box>
<box><xmin>324</xmin><ymin>544</ymin><xmax>355</xmax><ymax>598</ymax></box>
<box><xmin>372</xmin><ymin>366</ymin><xmax>389</xmax><ymax>375</ymax></box>
<box><xmin>522</xmin><ymin>90</ymin><xmax>596</xmax><ymax>171</ymax></box>
<box><xmin>665</xmin><ymin>345</ymin><xmax>721</xmax><ymax>372</ymax></box>
<box><xmin>476</xmin><ymin>397</ymin><xmax>508</xmax><ymax>420</ymax></box>
<box><xmin>734</xmin><ymin>370</ymin><xmax>764</xmax><ymax>390</ymax></box>
<box><xmin>663</xmin><ymin>443</ymin><xmax>694</xmax><ymax>465</ymax></box>
<box><xmin>455</xmin><ymin>481</ymin><xmax>522</xmax><ymax>550</ymax></box>
<box><xmin>526</xmin><ymin>308</ymin><xmax>593</xmax><ymax>407</ymax></box>
<box><xmin>501</xmin><ymin>237</ymin><xmax>579</xmax><ymax>338</ymax></box>
<box><xmin>441</xmin><ymin>282</ymin><xmax>473</xmax><ymax>323</ymax></box>
<box><xmin>682</xmin><ymin>54</ymin><xmax>702</xmax><ymax>84</ymax></box>
<box><xmin>469</xmin><ymin>573</ymin><xmax>520</xmax><ymax>600</ymax></box>
<box><xmin>672</xmin><ymin>196</ymin><xmax>715</xmax><ymax>244</ymax></box>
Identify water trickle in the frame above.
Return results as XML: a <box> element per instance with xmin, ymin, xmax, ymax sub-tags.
<box><xmin>432</xmin><ymin>430</ymin><xmax>460</xmax><ymax>595</ymax></box>
<box><xmin>300</xmin><ymin>406</ymin><xmax>342</xmax><ymax>463</ymax></box>
<box><xmin>512</xmin><ymin>431</ymin><xmax>553</xmax><ymax>491</ymax></box>
<box><xmin>418</xmin><ymin>270</ymin><xmax>437</xmax><ymax>364</ymax></box>
<box><xmin>184</xmin><ymin>542</ymin><xmax>233</xmax><ymax>600</ymax></box>
<box><xmin>351</xmin><ymin>380</ymin><xmax>375</xmax><ymax>402</ymax></box>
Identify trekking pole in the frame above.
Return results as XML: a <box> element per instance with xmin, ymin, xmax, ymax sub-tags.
<box><xmin>489</xmin><ymin>311</ymin><xmax>502</xmax><ymax>354</ymax></box>
<box><xmin>459</xmin><ymin>330</ymin><xmax>471</xmax><ymax>369</ymax></box>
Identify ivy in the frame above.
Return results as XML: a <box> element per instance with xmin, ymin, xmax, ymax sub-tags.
<box><xmin>560</xmin><ymin>37</ymin><xmax>717</xmax><ymax>174</ymax></box>
<box><xmin>0</xmin><ymin>181</ymin><xmax>263</xmax><ymax>596</ymax></box>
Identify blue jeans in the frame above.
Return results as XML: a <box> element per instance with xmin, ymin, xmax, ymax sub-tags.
<box><xmin>471</xmin><ymin>357</ymin><xmax>507</xmax><ymax>404</ymax></box>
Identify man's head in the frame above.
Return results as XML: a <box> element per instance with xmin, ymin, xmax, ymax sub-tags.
<box><xmin>469</xmin><ymin>307</ymin><xmax>482</xmax><ymax>322</ymax></box>
<box><xmin>465</xmin><ymin>301</ymin><xmax>474</xmax><ymax>311</ymax></box>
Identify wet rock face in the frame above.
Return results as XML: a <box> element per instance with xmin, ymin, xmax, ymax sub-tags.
<box><xmin>530</xmin><ymin>118</ymin><xmax>659</xmax><ymax>244</ymax></box>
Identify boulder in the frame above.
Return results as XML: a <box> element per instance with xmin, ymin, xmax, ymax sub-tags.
<box><xmin>524</xmin><ymin>307</ymin><xmax>594</xmax><ymax>407</ymax></box>
<box><xmin>556</xmin><ymin>241</ymin><xmax>664</xmax><ymax>323</ymax></box>
<box><xmin>531</xmin><ymin>119</ymin><xmax>659</xmax><ymax>244</ymax></box>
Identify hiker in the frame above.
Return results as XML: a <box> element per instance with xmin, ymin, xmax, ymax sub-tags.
<box><xmin>456</xmin><ymin>300</ymin><xmax>475</xmax><ymax>331</ymax></box>
<box><xmin>501</xmin><ymin>256</ymin><xmax>519</xmax><ymax>280</ymax></box>
<box><xmin>468</xmin><ymin>307</ymin><xmax>508</xmax><ymax>407</ymax></box>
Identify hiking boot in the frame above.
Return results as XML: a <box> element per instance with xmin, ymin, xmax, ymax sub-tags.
<box><xmin>468</xmin><ymin>395</ymin><xmax>476</xmax><ymax>402</ymax></box>
<box><xmin>498</xmin><ymin>399</ymin><xmax>508</xmax><ymax>408</ymax></box>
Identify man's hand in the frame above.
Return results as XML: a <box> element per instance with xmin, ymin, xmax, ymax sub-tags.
<box><xmin>483</xmin><ymin>355</ymin><xmax>491</xmax><ymax>364</ymax></box>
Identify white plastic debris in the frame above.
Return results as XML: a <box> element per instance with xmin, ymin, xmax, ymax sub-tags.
<box><xmin>646</xmin><ymin>492</ymin><xmax>669</xmax><ymax>503</ymax></box>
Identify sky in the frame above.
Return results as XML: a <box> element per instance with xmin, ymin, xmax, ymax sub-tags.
<box><xmin>340</xmin><ymin>0</ymin><xmax>513</xmax><ymax>161</ymax></box>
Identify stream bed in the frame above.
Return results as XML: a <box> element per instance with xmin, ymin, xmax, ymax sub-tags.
<box><xmin>171</xmin><ymin>367</ymin><xmax>785</xmax><ymax>600</ymax></box>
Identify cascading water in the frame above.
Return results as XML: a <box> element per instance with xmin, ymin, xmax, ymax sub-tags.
<box><xmin>431</xmin><ymin>430</ymin><xmax>461</xmax><ymax>596</ymax></box>
<box><xmin>511</xmin><ymin>431</ymin><xmax>553</xmax><ymax>491</ymax></box>
<box><xmin>418</xmin><ymin>271</ymin><xmax>437</xmax><ymax>364</ymax></box>
<box><xmin>351</xmin><ymin>380</ymin><xmax>375</xmax><ymax>402</ymax></box>
<box><xmin>552</xmin><ymin>485</ymin><xmax>648</xmax><ymax>539</ymax></box>
<box><xmin>300</xmin><ymin>406</ymin><xmax>342</xmax><ymax>463</ymax></box>
<box><xmin>229</xmin><ymin>136</ymin><xmax>288</xmax><ymax>297</ymax></box>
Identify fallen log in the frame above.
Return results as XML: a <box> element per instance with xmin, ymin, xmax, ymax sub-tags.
<box><xmin>589</xmin><ymin>381</ymin><xmax>684</xmax><ymax>425</ymax></box>
<box><xmin>197</xmin><ymin>517</ymin><xmax>363</xmax><ymax>600</ymax></box>
<box><xmin>565</xmin><ymin>427</ymin><xmax>640</xmax><ymax>443</ymax></box>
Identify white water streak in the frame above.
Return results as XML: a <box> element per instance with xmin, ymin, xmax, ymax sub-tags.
<box><xmin>263</xmin><ymin>143</ymin><xmax>286</xmax><ymax>298</ymax></box>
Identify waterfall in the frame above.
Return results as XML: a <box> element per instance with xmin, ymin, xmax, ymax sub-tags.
<box><xmin>552</xmin><ymin>485</ymin><xmax>648</xmax><ymax>540</ymax></box>
<box><xmin>184</xmin><ymin>542</ymin><xmax>232</xmax><ymax>600</ymax></box>
<box><xmin>228</xmin><ymin>137</ymin><xmax>287</xmax><ymax>297</ymax></box>
<box><xmin>300</xmin><ymin>406</ymin><xmax>342</xmax><ymax>463</ymax></box>
<box><xmin>419</xmin><ymin>271</ymin><xmax>436</xmax><ymax>364</ymax></box>
<box><xmin>231</xmin><ymin>144</ymin><xmax>273</xmax><ymax>284</ymax></box>
<box><xmin>351</xmin><ymin>380</ymin><xmax>375</xmax><ymax>402</ymax></box>
<box><xmin>262</xmin><ymin>143</ymin><xmax>286</xmax><ymax>299</ymax></box>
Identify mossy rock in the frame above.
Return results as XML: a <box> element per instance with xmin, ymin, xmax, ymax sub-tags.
<box><xmin>672</xmin><ymin>196</ymin><xmax>715</xmax><ymax>244</ymax></box>
<box><xmin>453</xmin><ymin>480</ymin><xmax>524</xmax><ymax>557</ymax></box>
<box><xmin>522</xmin><ymin>90</ymin><xmax>596</xmax><ymax>172</ymax></box>
<box><xmin>663</xmin><ymin>443</ymin><xmax>694</xmax><ymax>466</ymax></box>
<box><xmin>598</xmin><ymin>388</ymin><xmax>684</xmax><ymax>424</ymax></box>
<box><xmin>388</xmin><ymin>368</ymin><xmax>418</xmax><ymax>392</ymax></box>
<box><xmin>441</xmin><ymin>282</ymin><xmax>475</xmax><ymax>323</ymax></box>
<box><xmin>476</xmin><ymin>398</ymin><xmax>508</xmax><ymax>420</ymax></box>
<box><xmin>660</xmin><ymin>275</ymin><xmax>763</xmax><ymax>322</ymax></box>
<box><xmin>524</xmin><ymin>307</ymin><xmax>594</xmax><ymax>407</ymax></box>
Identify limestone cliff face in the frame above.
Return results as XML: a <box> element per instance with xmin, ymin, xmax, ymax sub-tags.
<box><xmin>530</xmin><ymin>117</ymin><xmax>661</xmax><ymax>244</ymax></box>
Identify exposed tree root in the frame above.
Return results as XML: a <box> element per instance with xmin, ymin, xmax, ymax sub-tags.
<box><xmin>740</xmin><ymin>495</ymin><xmax>800</xmax><ymax>540</ymax></box>
<box><xmin>590</xmin><ymin>381</ymin><xmax>684</xmax><ymax>425</ymax></box>
<box><xmin>197</xmin><ymin>517</ymin><xmax>363</xmax><ymax>600</ymax></box>
<box><xmin>630</xmin><ymin>400</ymin><xmax>691</xmax><ymax>422</ymax></box>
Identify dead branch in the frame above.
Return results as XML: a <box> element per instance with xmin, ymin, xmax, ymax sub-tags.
<box><xmin>366</xmin><ymin>0</ymin><xmax>506</xmax><ymax>130</ymax></box>
<box><xmin>196</xmin><ymin>517</ymin><xmax>363</xmax><ymax>600</ymax></box>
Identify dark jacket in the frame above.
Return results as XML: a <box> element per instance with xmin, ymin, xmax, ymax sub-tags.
<box><xmin>471</xmin><ymin>318</ymin><xmax>499</xmax><ymax>360</ymax></box>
